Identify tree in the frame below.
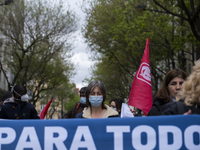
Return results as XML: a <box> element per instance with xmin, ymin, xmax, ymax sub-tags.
<box><xmin>82</xmin><ymin>0</ymin><xmax>199</xmax><ymax>100</ymax></box>
<box><xmin>0</xmin><ymin>0</ymin><xmax>78</xmax><ymax>105</ymax></box>
<box><xmin>152</xmin><ymin>0</ymin><xmax>200</xmax><ymax>41</ymax></box>
<box><xmin>40</xmin><ymin>82</ymin><xmax>79</xmax><ymax>119</ymax></box>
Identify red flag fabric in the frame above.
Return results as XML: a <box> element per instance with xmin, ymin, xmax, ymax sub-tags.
<box><xmin>128</xmin><ymin>38</ymin><xmax>153</xmax><ymax>116</ymax></box>
<box><xmin>40</xmin><ymin>98</ymin><xmax>53</xmax><ymax>119</ymax></box>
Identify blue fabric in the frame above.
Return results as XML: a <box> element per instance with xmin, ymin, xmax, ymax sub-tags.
<box><xmin>170</xmin><ymin>95</ymin><xmax>176</xmax><ymax>102</ymax></box>
<box><xmin>75</xmin><ymin>112</ymin><xmax>83</xmax><ymax>118</ymax></box>
<box><xmin>0</xmin><ymin>115</ymin><xmax>199</xmax><ymax>150</ymax></box>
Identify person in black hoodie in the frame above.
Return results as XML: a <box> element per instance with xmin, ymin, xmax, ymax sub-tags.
<box><xmin>0</xmin><ymin>84</ymin><xmax>39</xmax><ymax>119</ymax></box>
<box><xmin>161</xmin><ymin>60</ymin><xmax>200</xmax><ymax>115</ymax></box>
<box><xmin>148</xmin><ymin>69</ymin><xmax>187</xmax><ymax>116</ymax></box>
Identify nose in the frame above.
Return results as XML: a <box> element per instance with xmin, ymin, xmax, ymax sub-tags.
<box><xmin>176</xmin><ymin>83</ymin><xmax>181</xmax><ymax>90</ymax></box>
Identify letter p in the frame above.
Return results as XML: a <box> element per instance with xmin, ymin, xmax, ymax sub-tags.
<box><xmin>0</xmin><ymin>127</ymin><xmax>16</xmax><ymax>150</ymax></box>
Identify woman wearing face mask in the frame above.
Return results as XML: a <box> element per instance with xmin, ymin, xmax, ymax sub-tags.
<box><xmin>75</xmin><ymin>81</ymin><xmax>119</xmax><ymax>118</ymax></box>
<box><xmin>148</xmin><ymin>69</ymin><xmax>187</xmax><ymax>116</ymax></box>
<box><xmin>109</xmin><ymin>98</ymin><xmax>124</xmax><ymax>114</ymax></box>
<box><xmin>0</xmin><ymin>84</ymin><xmax>40</xmax><ymax>119</ymax></box>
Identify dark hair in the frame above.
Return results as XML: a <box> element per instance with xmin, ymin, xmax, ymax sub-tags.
<box><xmin>13</xmin><ymin>84</ymin><xmax>27</xmax><ymax>100</ymax></box>
<box><xmin>79</xmin><ymin>87</ymin><xmax>87</xmax><ymax>94</ymax></box>
<box><xmin>109</xmin><ymin>98</ymin><xmax>124</xmax><ymax>112</ymax></box>
<box><xmin>156</xmin><ymin>69</ymin><xmax>187</xmax><ymax>102</ymax></box>
<box><xmin>85</xmin><ymin>81</ymin><xmax>107</xmax><ymax>109</ymax></box>
<box><xmin>1</xmin><ymin>91</ymin><xmax>12</xmax><ymax>101</ymax></box>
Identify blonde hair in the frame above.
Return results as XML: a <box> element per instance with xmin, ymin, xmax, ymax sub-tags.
<box><xmin>178</xmin><ymin>60</ymin><xmax>200</xmax><ymax>106</ymax></box>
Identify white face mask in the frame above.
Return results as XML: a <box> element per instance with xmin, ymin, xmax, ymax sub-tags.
<box><xmin>13</xmin><ymin>90</ymin><xmax>29</xmax><ymax>102</ymax></box>
<box><xmin>20</xmin><ymin>94</ymin><xmax>29</xmax><ymax>102</ymax></box>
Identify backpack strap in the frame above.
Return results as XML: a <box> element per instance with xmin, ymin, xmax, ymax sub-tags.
<box><xmin>176</xmin><ymin>101</ymin><xmax>185</xmax><ymax>114</ymax></box>
<box><xmin>75</xmin><ymin>102</ymin><xmax>81</xmax><ymax>116</ymax></box>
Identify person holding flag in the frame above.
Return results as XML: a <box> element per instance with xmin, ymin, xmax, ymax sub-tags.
<box><xmin>128</xmin><ymin>38</ymin><xmax>153</xmax><ymax>116</ymax></box>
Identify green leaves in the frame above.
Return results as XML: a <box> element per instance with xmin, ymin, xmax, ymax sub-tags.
<box><xmin>82</xmin><ymin>0</ymin><xmax>200</xmax><ymax>100</ymax></box>
<box><xmin>0</xmin><ymin>0</ymin><xmax>78</xmax><ymax>106</ymax></box>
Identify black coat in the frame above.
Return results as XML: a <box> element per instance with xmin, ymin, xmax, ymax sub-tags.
<box><xmin>148</xmin><ymin>96</ymin><xmax>169</xmax><ymax>116</ymax></box>
<box><xmin>0</xmin><ymin>101</ymin><xmax>40</xmax><ymax>119</ymax></box>
<box><xmin>62</xmin><ymin>102</ymin><xmax>85</xmax><ymax>118</ymax></box>
<box><xmin>161</xmin><ymin>99</ymin><xmax>200</xmax><ymax>115</ymax></box>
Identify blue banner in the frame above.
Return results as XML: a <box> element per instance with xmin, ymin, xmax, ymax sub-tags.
<box><xmin>0</xmin><ymin>115</ymin><xmax>200</xmax><ymax>150</ymax></box>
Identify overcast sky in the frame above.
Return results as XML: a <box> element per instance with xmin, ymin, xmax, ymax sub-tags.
<box><xmin>68</xmin><ymin>0</ymin><xmax>92</xmax><ymax>90</ymax></box>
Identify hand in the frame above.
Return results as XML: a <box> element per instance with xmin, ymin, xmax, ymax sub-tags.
<box><xmin>130</xmin><ymin>109</ymin><xmax>136</xmax><ymax>116</ymax></box>
<box><xmin>183</xmin><ymin>110</ymin><xmax>192</xmax><ymax>115</ymax></box>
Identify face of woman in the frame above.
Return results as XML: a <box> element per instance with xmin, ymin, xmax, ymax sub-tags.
<box><xmin>89</xmin><ymin>86</ymin><xmax>103</xmax><ymax>108</ymax></box>
<box><xmin>110</xmin><ymin>101</ymin><xmax>120</xmax><ymax>112</ymax></box>
<box><xmin>90</xmin><ymin>86</ymin><xmax>102</xmax><ymax>96</ymax></box>
<box><xmin>168</xmin><ymin>77</ymin><xmax>185</xmax><ymax>99</ymax></box>
<box><xmin>110</xmin><ymin>101</ymin><xmax>116</xmax><ymax>109</ymax></box>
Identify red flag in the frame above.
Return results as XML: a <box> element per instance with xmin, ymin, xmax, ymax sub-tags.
<box><xmin>40</xmin><ymin>98</ymin><xmax>53</xmax><ymax>119</ymax></box>
<box><xmin>128</xmin><ymin>38</ymin><xmax>153</xmax><ymax>116</ymax></box>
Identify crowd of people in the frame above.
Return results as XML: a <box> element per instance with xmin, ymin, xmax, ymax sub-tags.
<box><xmin>1</xmin><ymin>60</ymin><xmax>200</xmax><ymax>120</ymax></box>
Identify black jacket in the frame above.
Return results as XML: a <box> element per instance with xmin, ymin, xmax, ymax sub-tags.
<box><xmin>0</xmin><ymin>101</ymin><xmax>40</xmax><ymax>119</ymax></box>
<box><xmin>161</xmin><ymin>99</ymin><xmax>200</xmax><ymax>115</ymax></box>
<box><xmin>148</xmin><ymin>96</ymin><xmax>169</xmax><ymax>116</ymax></box>
<box><xmin>62</xmin><ymin>102</ymin><xmax>85</xmax><ymax>118</ymax></box>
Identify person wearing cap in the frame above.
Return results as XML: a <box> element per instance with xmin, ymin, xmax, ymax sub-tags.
<box><xmin>0</xmin><ymin>84</ymin><xmax>40</xmax><ymax>119</ymax></box>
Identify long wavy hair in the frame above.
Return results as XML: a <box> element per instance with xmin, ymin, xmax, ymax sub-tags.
<box><xmin>178</xmin><ymin>60</ymin><xmax>200</xmax><ymax>107</ymax></box>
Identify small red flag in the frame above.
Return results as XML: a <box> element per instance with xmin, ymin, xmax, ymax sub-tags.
<box><xmin>40</xmin><ymin>98</ymin><xmax>53</xmax><ymax>119</ymax></box>
<box><xmin>128</xmin><ymin>38</ymin><xmax>153</xmax><ymax>116</ymax></box>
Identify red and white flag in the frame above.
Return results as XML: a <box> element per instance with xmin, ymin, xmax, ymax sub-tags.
<box><xmin>39</xmin><ymin>98</ymin><xmax>53</xmax><ymax>119</ymax></box>
<box><xmin>128</xmin><ymin>38</ymin><xmax>153</xmax><ymax>116</ymax></box>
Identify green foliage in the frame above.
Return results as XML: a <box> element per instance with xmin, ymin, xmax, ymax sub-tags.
<box><xmin>41</xmin><ymin>81</ymin><xmax>80</xmax><ymax>117</ymax></box>
<box><xmin>64</xmin><ymin>94</ymin><xmax>80</xmax><ymax>112</ymax></box>
<box><xmin>0</xmin><ymin>0</ymin><xmax>78</xmax><ymax>106</ymax></box>
<box><xmin>82</xmin><ymin>0</ymin><xmax>200</xmax><ymax>100</ymax></box>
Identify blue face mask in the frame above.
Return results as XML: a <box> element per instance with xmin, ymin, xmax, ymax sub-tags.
<box><xmin>89</xmin><ymin>96</ymin><xmax>103</xmax><ymax>108</ymax></box>
<box><xmin>80</xmin><ymin>97</ymin><xmax>86</xmax><ymax>104</ymax></box>
<box><xmin>111</xmin><ymin>107</ymin><xmax>116</xmax><ymax>111</ymax></box>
